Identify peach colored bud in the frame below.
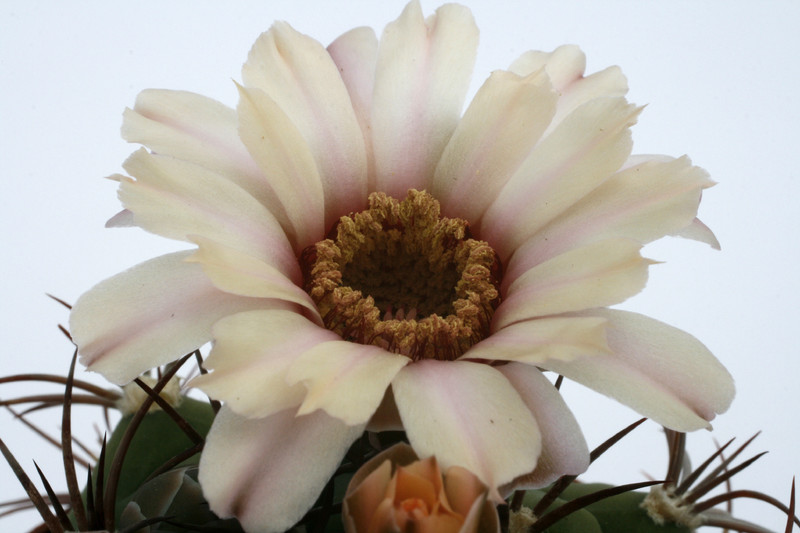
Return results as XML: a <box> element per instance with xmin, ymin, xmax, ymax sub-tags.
<box><xmin>343</xmin><ymin>443</ymin><xmax>500</xmax><ymax>533</ymax></box>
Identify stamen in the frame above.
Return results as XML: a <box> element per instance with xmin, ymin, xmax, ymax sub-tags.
<box><xmin>301</xmin><ymin>190</ymin><xmax>502</xmax><ymax>361</ymax></box>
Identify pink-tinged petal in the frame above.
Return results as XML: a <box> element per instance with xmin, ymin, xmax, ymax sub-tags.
<box><xmin>243</xmin><ymin>22</ymin><xmax>368</xmax><ymax>226</ymax></box>
<box><xmin>494</xmin><ymin>238</ymin><xmax>652</xmax><ymax>330</ymax></box>
<box><xmin>496</xmin><ymin>363</ymin><xmax>590</xmax><ymax>489</ymax></box>
<box><xmin>236</xmin><ymin>84</ymin><xmax>325</xmax><ymax>251</ymax></box>
<box><xmin>504</xmin><ymin>156</ymin><xmax>715</xmax><ymax>283</ymax></box>
<box><xmin>119</xmin><ymin>89</ymin><xmax>287</xmax><ymax>218</ymax></box>
<box><xmin>69</xmin><ymin>252</ymin><xmax>266</xmax><ymax>385</ymax></box>
<box><xmin>199</xmin><ymin>405</ymin><xmax>364</xmax><ymax>533</ymax></box>
<box><xmin>185</xmin><ymin>236</ymin><xmax>318</xmax><ymax>321</ymax></box>
<box><xmin>443</xmin><ymin>466</ymin><xmax>488</xmax><ymax>517</ymax></box>
<box><xmin>105</xmin><ymin>207</ymin><xmax>134</xmax><ymax>228</ymax></box>
<box><xmin>392</xmin><ymin>361</ymin><xmax>540</xmax><ymax>498</ymax></box>
<box><xmin>540</xmin><ymin>309</ymin><xmax>735</xmax><ymax>431</ymax></box>
<box><xmin>117</xmin><ymin>148</ymin><xmax>300</xmax><ymax>282</ymax></box>
<box><xmin>433</xmin><ymin>70</ymin><xmax>557</xmax><ymax>223</ymax></box>
<box><xmin>191</xmin><ymin>309</ymin><xmax>338</xmax><ymax>419</ymax></box>
<box><xmin>463</xmin><ymin>316</ymin><xmax>610</xmax><ymax>364</ymax></box>
<box><xmin>674</xmin><ymin>216</ymin><xmax>721</xmax><ymax>249</ymax></box>
<box><xmin>286</xmin><ymin>342</ymin><xmax>409</xmax><ymax>425</ymax></box>
<box><xmin>459</xmin><ymin>494</ymin><xmax>500</xmax><ymax>533</ymax></box>
<box><xmin>328</xmin><ymin>26</ymin><xmax>379</xmax><ymax>190</ymax></box>
<box><xmin>372</xmin><ymin>1</ymin><xmax>479</xmax><ymax>197</ymax></box>
<box><xmin>480</xmin><ymin>97</ymin><xmax>640</xmax><ymax>263</ymax></box>
<box><xmin>509</xmin><ymin>46</ymin><xmax>628</xmax><ymax>134</ymax></box>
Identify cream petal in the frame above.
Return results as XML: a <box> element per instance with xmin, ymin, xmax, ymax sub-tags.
<box><xmin>496</xmin><ymin>363</ymin><xmax>590</xmax><ymax>489</ymax></box>
<box><xmin>494</xmin><ymin>238</ymin><xmax>652</xmax><ymax>329</ymax></box>
<box><xmin>69</xmin><ymin>252</ymin><xmax>266</xmax><ymax>385</ymax></box>
<box><xmin>117</xmin><ymin>148</ymin><xmax>300</xmax><ymax>281</ymax></box>
<box><xmin>462</xmin><ymin>316</ymin><xmax>610</xmax><ymax>364</ymax></box>
<box><xmin>185</xmin><ymin>235</ymin><xmax>318</xmax><ymax>320</ymax></box>
<box><xmin>191</xmin><ymin>309</ymin><xmax>338</xmax><ymax>419</ymax></box>
<box><xmin>119</xmin><ymin>89</ymin><xmax>287</xmax><ymax>218</ymax></box>
<box><xmin>459</xmin><ymin>495</ymin><xmax>500</xmax><ymax>533</ymax></box>
<box><xmin>509</xmin><ymin>46</ymin><xmax>628</xmax><ymax>134</ymax></box>
<box><xmin>509</xmin><ymin>45</ymin><xmax>586</xmax><ymax>90</ymax></box>
<box><xmin>548</xmin><ymin>66</ymin><xmax>628</xmax><ymax>133</ymax></box>
<box><xmin>392</xmin><ymin>361</ymin><xmax>540</xmax><ymax>498</ymax></box>
<box><xmin>539</xmin><ymin>309</ymin><xmax>735</xmax><ymax>431</ymax></box>
<box><xmin>243</xmin><ymin>22</ymin><xmax>368</xmax><ymax>227</ymax></box>
<box><xmin>481</xmin><ymin>97</ymin><xmax>640</xmax><ymax>262</ymax></box>
<box><xmin>328</xmin><ymin>26</ymin><xmax>379</xmax><ymax>190</ymax></box>
<box><xmin>432</xmin><ymin>69</ymin><xmax>557</xmax><ymax>223</ymax></box>
<box><xmin>199</xmin><ymin>405</ymin><xmax>364</xmax><ymax>533</ymax></box>
<box><xmin>372</xmin><ymin>1</ymin><xmax>479</xmax><ymax>197</ymax></box>
<box><xmin>504</xmin><ymin>156</ymin><xmax>715</xmax><ymax>283</ymax></box>
<box><xmin>237</xmin><ymin>84</ymin><xmax>325</xmax><ymax>251</ymax></box>
<box><xmin>286</xmin><ymin>342</ymin><xmax>409</xmax><ymax>425</ymax></box>
<box><xmin>673</xmin><ymin>216</ymin><xmax>721</xmax><ymax>249</ymax></box>
<box><xmin>105</xmin><ymin>208</ymin><xmax>134</xmax><ymax>228</ymax></box>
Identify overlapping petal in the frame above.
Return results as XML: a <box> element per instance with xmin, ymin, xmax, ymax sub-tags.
<box><xmin>432</xmin><ymin>69</ymin><xmax>557</xmax><ymax>223</ymax></box>
<box><xmin>191</xmin><ymin>309</ymin><xmax>339</xmax><ymax>419</ymax></box>
<box><xmin>236</xmin><ymin>84</ymin><xmax>326</xmax><ymax>251</ymax></box>
<box><xmin>114</xmin><ymin>148</ymin><xmax>300</xmax><ymax>281</ymax></box>
<box><xmin>538</xmin><ymin>309</ymin><xmax>735</xmax><ymax>431</ymax></box>
<box><xmin>199</xmin><ymin>406</ymin><xmax>364</xmax><ymax>533</ymax></box>
<box><xmin>493</xmin><ymin>238</ymin><xmax>652</xmax><ymax>329</ymax></box>
<box><xmin>119</xmin><ymin>89</ymin><xmax>285</xmax><ymax>216</ymax></box>
<box><xmin>480</xmin><ymin>97</ymin><xmax>640</xmax><ymax>262</ymax></box>
<box><xmin>496</xmin><ymin>363</ymin><xmax>590</xmax><ymax>489</ymax></box>
<box><xmin>69</xmin><ymin>252</ymin><xmax>267</xmax><ymax>385</ymax></box>
<box><xmin>372</xmin><ymin>1</ymin><xmax>479</xmax><ymax>197</ymax></box>
<box><xmin>327</xmin><ymin>26</ymin><xmax>380</xmax><ymax>188</ymax></box>
<box><xmin>185</xmin><ymin>235</ymin><xmax>318</xmax><ymax>319</ymax></box>
<box><xmin>504</xmin><ymin>155</ymin><xmax>716</xmax><ymax>283</ymax></box>
<box><xmin>392</xmin><ymin>361</ymin><xmax>541</xmax><ymax>499</ymax></box>
<box><xmin>509</xmin><ymin>45</ymin><xmax>629</xmax><ymax>132</ymax></box>
<box><xmin>286</xmin><ymin>341</ymin><xmax>409</xmax><ymax>425</ymax></box>
<box><xmin>243</xmin><ymin>22</ymin><xmax>368</xmax><ymax>227</ymax></box>
<box><xmin>463</xmin><ymin>316</ymin><xmax>610</xmax><ymax>364</ymax></box>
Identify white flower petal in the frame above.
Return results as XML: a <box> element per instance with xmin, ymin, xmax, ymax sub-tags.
<box><xmin>509</xmin><ymin>45</ymin><xmax>628</xmax><ymax>134</ymax></box>
<box><xmin>117</xmin><ymin>148</ymin><xmax>299</xmax><ymax>280</ymax></box>
<box><xmin>481</xmin><ymin>97</ymin><xmax>640</xmax><ymax>262</ymax></box>
<box><xmin>185</xmin><ymin>235</ymin><xmax>318</xmax><ymax>320</ymax></box>
<box><xmin>69</xmin><ymin>252</ymin><xmax>266</xmax><ymax>385</ymax></box>
<box><xmin>372</xmin><ymin>1</ymin><xmax>479</xmax><ymax>197</ymax></box>
<box><xmin>463</xmin><ymin>316</ymin><xmax>610</xmax><ymax>363</ymax></box>
<box><xmin>504</xmin><ymin>156</ymin><xmax>715</xmax><ymax>282</ymax></box>
<box><xmin>199</xmin><ymin>406</ymin><xmax>364</xmax><ymax>533</ymax></box>
<box><xmin>494</xmin><ymin>238</ymin><xmax>652</xmax><ymax>329</ymax></box>
<box><xmin>496</xmin><ymin>363</ymin><xmax>590</xmax><ymax>489</ymax></box>
<box><xmin>191</xmin><ymin>310</ymin><xmax>338</xmax><ymax>419</ymax></box>
<box><xmin>392</xmin><ymin>360</ymin><xmax>540</xmax><ymax>498</ymax></box>
<box><xmin>539</xmin><ymin>309</ymin><xmax>735</xmax><ymax>431</ymax></box>
<box><xmin>120</xmin><ymin>89</ymin><xmax>287</xmax><ymax>219</ymax></box>
<box><xmin>433</xmin><ymin>69</ymin><xmax>557</xmax><ymax>223</ymax></box>
<box><xmin>286</xmin><ymin>341</ymin><xmax>409</xmax><ymax>426</ymax></box>
<box><xmin>236</xmin><ymin>84</ymin><xmax>325</xmax><ymax>251</ymax></box>
<box><xmin>509</xmin><ymin>45</ymin><xmax>586</xmax><ymax>90</ymax></box>
<box><xmin>673</xmin><ymin>216</ymin><xmax>721</xmax><ymax>249</ymax></box>
<box><xmin>327</xmin><ymin>26</ymin><xmax>379</xmax><ymax>190</ymax></box>
<box><xmin>243</xmin><ymin>22</ymin><xmax>368</xmax><ymax>227</ymax></box>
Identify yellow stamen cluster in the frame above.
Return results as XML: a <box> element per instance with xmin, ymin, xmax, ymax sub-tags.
<box><xmin>301</xmin><ymin>190</ymin><xmax>501</xmax><ymax>361</ymax></box>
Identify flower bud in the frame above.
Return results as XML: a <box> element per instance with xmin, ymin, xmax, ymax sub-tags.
<box><xmin>343</xmin><ymin>443</ymin><xmax>500</xmax><ymax>533</ymax></box>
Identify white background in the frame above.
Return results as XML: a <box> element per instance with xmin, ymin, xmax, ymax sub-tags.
<box><xmin>2</xmin><ymin>1</ymin><xmax>798</xmax><ymax>531</ymax></box>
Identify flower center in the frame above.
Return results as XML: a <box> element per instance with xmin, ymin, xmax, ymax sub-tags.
<box><xmin>301</xmin><ymin>190</ymin><xmax>501</xmax><ymax>361</ymax></box>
